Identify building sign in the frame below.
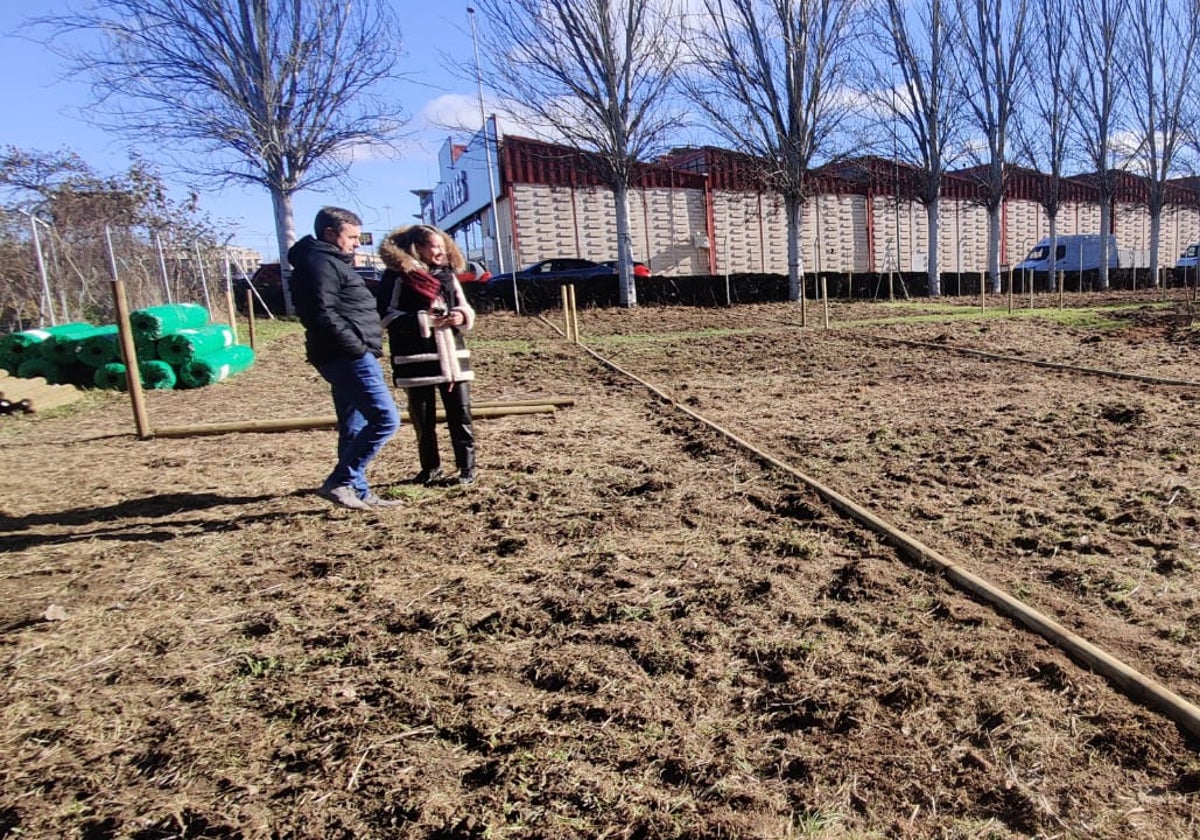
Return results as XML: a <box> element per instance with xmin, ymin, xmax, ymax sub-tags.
<box><xmin>435</xmin><ymin>170</ymin><xmax>470</xmax><ymax>222</ymax></box>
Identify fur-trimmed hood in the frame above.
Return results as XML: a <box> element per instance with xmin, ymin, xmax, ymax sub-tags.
<box><xmin>379</xmin><ymin>225</ymin><xmax>466</xmax><ymax>274</ymax></box>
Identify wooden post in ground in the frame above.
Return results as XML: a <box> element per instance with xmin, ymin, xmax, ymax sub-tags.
<box><xmin>105</xmin><ymin>226</ymin><xmax>152</xmax><ymax>440</ymax></box>
<box><xmin>1058</xmin><ymin>271</ymin><xmax>1064</xmax><ymax>310</ymax></box>
<box><xmin>224</xmin><ymin>277</ymin><xmax>239</xmax><ymax>344</ymax></box>
<box><xmin>568</xmin><ymin>284</ymin><xmax>579</xmax><ymax>344</ymax></box>
<box><xmin>560</xmin><ymin>285</ymin><xmax>574</xmax><ymax>342</ymax></box>
<box><xmin>245</xmin><ymin>288</ymin><xmax>257</xmax><ymax>350</ymax></box>
<box><xmin>821</xmin><ymin>276</ymin><xmax>830</xmax><ymax>329</ymax></box>
<box><xmin>1007</xmin><ymin>266</ymin><xmax>1013</xmax><ymax>313</ymax></box>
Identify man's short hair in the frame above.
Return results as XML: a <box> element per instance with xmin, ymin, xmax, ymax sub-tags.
<box><xmin>315</xmin><ymin>206</ymin><xmax>363</xmax><ymax>239</ymax></box>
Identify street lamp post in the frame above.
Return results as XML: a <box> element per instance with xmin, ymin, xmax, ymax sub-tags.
<box><xmin>467</xmin><ymin>7</ymin><xmax>516</xmax><ymax>313</ymax></box>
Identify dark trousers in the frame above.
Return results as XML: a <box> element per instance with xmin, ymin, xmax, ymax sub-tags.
<box><xmin>406</xmin><ymin>382</ymin><xmax>475</xmax><ymax>474</ymax></box>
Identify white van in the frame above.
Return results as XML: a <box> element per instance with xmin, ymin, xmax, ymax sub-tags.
<box><xmin>1015</xmin><ymin>234</ymin><xmax>1119</xmax><ymax>272</ymax></box>
<box><xmin>1175</xmin><ymin>243</ymin><xmax>1199</xmax><ymax>268</ymax></box>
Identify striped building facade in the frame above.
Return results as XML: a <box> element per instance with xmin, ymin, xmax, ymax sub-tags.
<box><xmin>421</xmin><ymin>133</ymin><xmax>1200</xmax><ymax>281</ymax></box>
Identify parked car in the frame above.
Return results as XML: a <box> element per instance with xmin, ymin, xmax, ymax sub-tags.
<box><xmin>458</xmin><ymin>259</ymin><xmax>492</xmax><ymax>284</ymax></box>
<box><xmin>486</xmin><ymin>257</ymin><xmax>650</xmax><ymax>309</ymax></box>
<box><xmin>600</xmin><ymin>259</ymin><xmax>652</xmax><ymax>278</ymax></box>
<box><xmin>1015</xmin><ymin>234</ymin><xmax>1118</xmax><ymax>273</ymax></box>
<box><xmin>1176</xmin><ymin>243</ymin><xmax>1199</xmax><ymax>269</ymax></box>
<box><xmin>488</xmin><ymin>257</ymin><xmax>649</xmax><ymax>288</ymax></box>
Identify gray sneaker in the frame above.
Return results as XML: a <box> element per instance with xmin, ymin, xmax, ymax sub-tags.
<box><xmin>361</xmin><ymin>491</ymin><xmax>403</xmax><ymax>508</ymax></box>
<box><xmin>316</xmin><ymin>484</ymin><xmax>371</xmax><ymax>510</ymax></box>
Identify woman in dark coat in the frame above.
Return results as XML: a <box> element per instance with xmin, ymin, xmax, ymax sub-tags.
<box><xmin>377</xmin><ymin>225</ymin><xmax>477</xmax><ymax>486</ymax></box>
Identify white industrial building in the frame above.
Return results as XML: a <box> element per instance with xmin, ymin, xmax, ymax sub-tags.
<box><xmin>414</xmin><ymin>124</ymin><xmax>1200</xmax><ymax>286</ymax></box>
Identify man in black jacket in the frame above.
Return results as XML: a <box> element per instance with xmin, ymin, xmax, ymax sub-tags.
<box><xmin>289</xmin><ymin>207</ymin><xmax>400</xmax><ymax>510</ymax></box>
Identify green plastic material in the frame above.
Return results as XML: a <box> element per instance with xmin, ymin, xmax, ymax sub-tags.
<box><xmin>129</xmin><ymin>303</ymin><xmax>209</xmax><ymax>341</ymax></box>
<box><xmin>76</xmin><ymin>326</ymin><xmax>122</xmax><ymax>367</ymax></box>
<box><xmin>94</xmin><ymin>360</ymin><xmax>178</xmax><ymax>391</ymax></box>
<box><xmin>157</xmin><ymin>324</ymin><xmax>236</xmax><ymax>366</ymax></box>
<box><xmin>40</xmin><ymin>324</ymin><xmax>112</xmax><ymax>365</ymax></box>
<box><xmin>0</xmin><ymin>322</ymin><xmax>94</xmax><ymax>363</ymax></box>
<box><xmin>16</xmin><ymin>357</ymin><xmax>67</xmax><ymax>385</ymax></box>
<box><xmin>140</xmin><ymin>360</ymin><xmax>178</xmax><ymax>390</ymax></box>
<box><xmin>180</xmin><ymin>344</ymin><xmax>255</xmax><ymax>388</ymax></box>
<box><xmin>94</xmin><ymin>362</ymin><xmax>127</xmax><ymax>390</ymax></box>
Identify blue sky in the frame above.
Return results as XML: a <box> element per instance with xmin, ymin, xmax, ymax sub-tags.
<box><xmin>2</xmin><ymin>1</ymin><xmax>486</xmax><ymax>261</ymax></box>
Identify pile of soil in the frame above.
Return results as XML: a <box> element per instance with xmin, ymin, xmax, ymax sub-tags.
<box><xmin>1</xmin><ymin>293</ymin><xmax>1198</xmax><ymax>838</ymax></box>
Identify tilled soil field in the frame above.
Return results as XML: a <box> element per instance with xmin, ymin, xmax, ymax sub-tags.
<box><xmin>1</xmin><ymin>293</ymin><xmax>1198</xmax><ymax>839</ymax></box>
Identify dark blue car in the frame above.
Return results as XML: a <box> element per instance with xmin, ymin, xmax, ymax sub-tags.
<box><xmin>486</xmin><ymin>258</ymin><xmax>649</xmax><ymax>309</ymax></box>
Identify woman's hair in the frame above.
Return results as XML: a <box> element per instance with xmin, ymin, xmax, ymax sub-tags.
<box><xmin>380</xmin><ymin>224</ymin><xmax>466</xmax><ymax>271</ymax></box>
<box><xmin>392</xmin><ymin>225</ymin><xmax>443</xmax><ymax>263</ymax></box>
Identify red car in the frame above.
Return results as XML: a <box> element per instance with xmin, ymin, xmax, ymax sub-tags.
<box><xmin>600</xmin><ymin>260</ymin><xmax>651</xmax><ymax>278</ymax></box>
<box><xmin>458</xmin><ymin>260</ymin><xmax>492</xmax><ymax>284</ymax></box>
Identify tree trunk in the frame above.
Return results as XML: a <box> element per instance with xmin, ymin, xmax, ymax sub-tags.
<box><xmin>1149</xmin><ymin>209</ymin><xmax>1161</xmax><ymax>287</ymax></box>
<box><xmin>1047</xmin><ymin>217</ymin><xmax>1059</xmax><ymax>292</ymax></box>
<box><xmin>272</xmin><ymin>188</ymin><xmax>297</xmax><ymax>316</ymax></box>
<box><xmin>988</xmin><ymin>204</ymin><xmax>1002</xmax><ymax>294</ymax></box>
<box><xmin>927</xmin><ymin>198</ymin><xmax>941</xmax><ymax>297</ymax></box>
<box><xmin>1098</xmin><ymin>199</ymin><xmax>1111</xmax><ymax>290</ymax></box>
<box><xmin>613</xmin><ymin>184</ymin><xmax>637</xmax><ymax>308</ymax></box>
<box><xmin>786</xmin><ymin>195</ymin><xmax>804</xmax><ymax>303</ymax></box>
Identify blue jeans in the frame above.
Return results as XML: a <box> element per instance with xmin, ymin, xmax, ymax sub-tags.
<box><xmin>316</xmin><ymin>353</ymin><xmax>400</xmax><ymax>497</ymax></box>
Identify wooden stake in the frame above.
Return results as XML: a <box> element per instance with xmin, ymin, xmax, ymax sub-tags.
<box><xmin>245</xmin><ymin>288</ymin><xmax>257</xmax><ymax>350</ymax></box>
<box><xmin>104</xmin><ymin>226</ymin><xmax>152</xmax><ymax>440</ymax></box>
<box><xmin>821</xmin><ymin>275</ymin><xmax>829</xmax><ymax>329</ymax></box>
<box><xmin>224</xmin><ymin>278</ymin><xmax>239</xmax><ymax>345</ymax></box>
<box><xmin>561</xmin><ymin>285</ymin><xmax>572</xmax><ymax>341</ymax></box>
<box><xmin>568</xmin><ymin>284</ymin><xmax>579</xmax><ymax>343</ymax></box>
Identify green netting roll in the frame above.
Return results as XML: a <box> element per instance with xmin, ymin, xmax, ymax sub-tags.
<box><xmin>93</xmin><ymin>360</ymin><xmax>176</xmax><ymax>391</ymax></box>
<box><xmin>94</xmin><ymin>362</ymin><xmax>128</xmax><ymax>390</ymax></box>
<box><xmin>129</xmin><ymin>303</ymin><xmax>209</xmax><ymax>341</ymax></box>
<box><xmin>1</xmin><ymin>322</ymin><xmax>94</xmax><ymax>363</ymax></box>
<box><xmin>180</xmin><ymin>344</ymin><xmax>255</xmax><ymax>388</ymax></box>
<box><xmin>140</xmin><ymin>360</ymin><xmax>177</xmax><ymax>390</ymax></box>
<box><xmin>157</xmin><ymin>324</ymin><xmax>235</xmax><ymax>366</ymax></box>
<box><xmin>135</xmin><ymin>334</ymin><xmax>158</xmax><ymax>362</ymax></box>
<box><xmin>76</xmin><ymin>326</ymin><xmax>122</xmax><ymax>367</ymax></box>
<box><xmin>16</xmin><ymin>357</ymin><xmax>68</xmax><ymax>385</ymax></box>
<box><xmin>40</xmin><ymin>324</ymin><xmax>112</xmax><ymax>365</ymax></box>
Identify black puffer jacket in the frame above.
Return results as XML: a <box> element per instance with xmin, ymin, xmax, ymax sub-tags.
<box><xmin>288</xmin><ymin>235</ymin><xmax>383</xmax><ymax>366</ymax></box>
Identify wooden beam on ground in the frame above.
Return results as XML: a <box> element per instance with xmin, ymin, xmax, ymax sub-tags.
<box><xmin>149</xmin><ymin>400</ymin><xmax>569</xmax><ymax>439</ymax></box>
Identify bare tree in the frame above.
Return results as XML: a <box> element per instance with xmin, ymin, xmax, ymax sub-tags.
<box><xmin>1123</xmin><ymin>0</ymin><xmax>1200</xmax><ymax>286</ymax></box>
<box><xmin>36</xmin><ymin>0</ymin><xmax>407</xmax><ymax>314</ymax></box>
<box><xmin>1013</xmin><ymin>0</ymin><xmax>1077</xmax><ymax>290</ymax></box>
<box><xmin>680</xmin><ymin>0</ymin><xmax>860</xmax><ymax>306</ymax></box>
<box><xmin>1</xmin><ymin>147</ymin><xmax>218</xmax><ymax>326</ymax></box>
<box><xmin>1070</xmin><ymin>0</ymin><xmax>1129</xmax><ymax>290</ymax></box>
<box><xmin>471</xmin><ymin>0</ymin><xmax>683</xmax><ymax>307</ymax></box>
<box><xmin>952</xmin><ymin>0</ymin><xmax>1029</xmax><ymax>293</ymax></box>
<box><xmin>872</xmin><ymin>0</ymin><xmax>962</xmax><ymax>297</ymax></box>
